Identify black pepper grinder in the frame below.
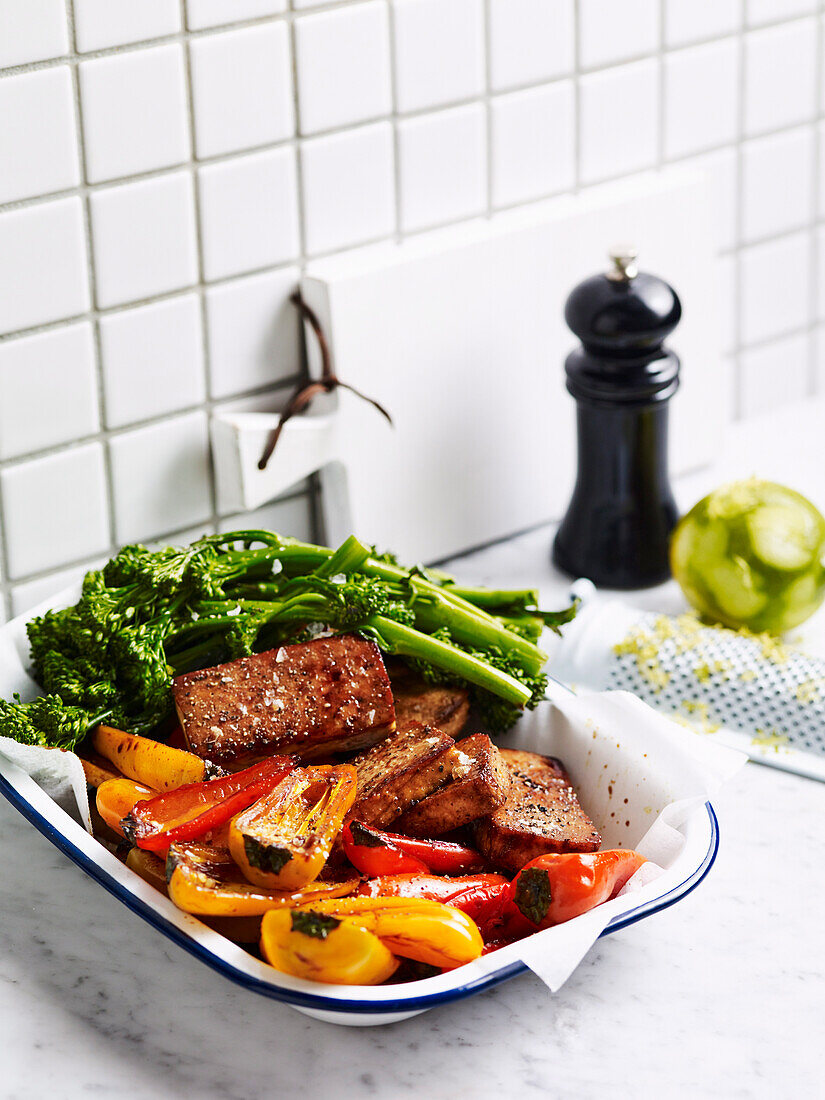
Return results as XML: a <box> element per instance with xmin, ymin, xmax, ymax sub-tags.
<box><xmin>552</xmin><ymin>246</ymin><xmax>681</xmax><ymax>589</ymax></box>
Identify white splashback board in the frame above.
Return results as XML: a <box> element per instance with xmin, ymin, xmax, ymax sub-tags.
<box><xmin>214</xmin><ymin>169</ymin><xmax>727</xmax><ymax>563</ymax></box>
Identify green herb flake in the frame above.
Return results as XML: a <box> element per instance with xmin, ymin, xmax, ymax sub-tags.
<box><xmin>291</xmin><ymin>910</ymin><xmax>341</xmax><ymax>940</ymax></box>
<box><xmin>244</xmin><ymin>836</ymin><xmax>293</xmax><ymax>873</ymax></box>
<box><xmin>349</xmin><ymin>821</ymin><xmax>386</xmax><ymax>849</ymax></box>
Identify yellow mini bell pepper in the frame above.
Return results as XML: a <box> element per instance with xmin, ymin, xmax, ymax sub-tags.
<box><xmin>125</xmin><ymin>847</ymin><xmax>262</xmax><ymax>942</ymax></box>
<box><xmin>260</xmin><ymin>908</ymin><xmax>399</xmax><ymax>986</ymax></box>
<box><xmin>166</xmin><ymin>842</ymin><xmax>358</xmax><ymax>918</ymax></box>
<box><xmin>228</xmin><ymin>764</ymin><xmax>357</xmax><ymax>892</ymax></box>
<box><xmin>93</xmin><ymin>725</ymin><xmax>211</xmax><ymax>791</ymax></box>
<box><xmin>294</xmin><ymin>896</ymin><xmax>484</xmax><ymax>970</ymax></box>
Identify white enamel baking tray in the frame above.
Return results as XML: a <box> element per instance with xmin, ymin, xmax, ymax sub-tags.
<box><xmin>0</xmin><ymin>599</ymin><xmax>720</xmax><ymax>1027</ymax></box>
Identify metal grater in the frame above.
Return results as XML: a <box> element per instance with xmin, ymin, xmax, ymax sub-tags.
<box><xmin>549</xmin><ymin>589</ymin><xmax>825</xmax><ymax>783</ymax></box>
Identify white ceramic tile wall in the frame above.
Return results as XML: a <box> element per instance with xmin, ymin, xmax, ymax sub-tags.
<box><xmin>73</xmin><ymin>1</ymin><xmax>182</xmax><ymax>52</ymax></box>
<box><xmin>89</xmin><ymin>172</ymin><xmax>199</xmax><ymax>307</ymax></box>
<box><xmin>99</xmin><ymin>296</ymin><xmax>206</xmax><ymax>427</ymax></box>
<box><xmin>1</xmin><ymin>0</ymin><xmax>825</xmax><ymax>617</ymax></box>
<box><xmin>398</xmin><ymin>103</ymin><xmax>487</xmax><ymax>230</ymax></box>
<box><xmin>295</xmin><ymin>2</ymin><xmax>392</xmax><ymax>133</ymax></box>
<box><xmin>0</xmin><ymin>324</ymin><xmax>98</xmax><ymax>459</ymax></box>
<box><xmin>393</xmin><ymin>0</ymin><xmax>485</xmax><ymax>113</ymax></box>
<box><xmin>108</xmin><ymin>412</ymin><xmax>212</xmax><ymax>543</ymax></box>
<box><xmin>0</xmin><ymin>0</ymin><xmax>69</xmax><ymax>69</ymax></box>
<box><xmin>198</xmin><ymin>147</ymin><xmax>300</xmax><ymax>279</ymax></box>
<box><xmin>79</xmin><ymin>45</ymin><xmax>190</xmax><ymax>182</ymax></box>
<box><xmin>0</xmin><ymin>68</ymin><xmax>80</xmax><ymax>203</ymax></box>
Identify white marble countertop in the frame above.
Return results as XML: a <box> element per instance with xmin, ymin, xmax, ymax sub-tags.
<box><xmin>1</xmin><ymin>401</ymin><xmax>823</xmax><ymax>1099</ymax></box>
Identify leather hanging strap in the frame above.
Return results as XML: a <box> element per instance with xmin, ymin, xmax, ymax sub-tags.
<box><xmin>257</xmin><ymin>292</ymin><xmax>393</xmax><ymax>471</ymax></box>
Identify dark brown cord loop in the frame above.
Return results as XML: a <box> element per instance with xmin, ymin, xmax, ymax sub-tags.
<box><xmin>257</xmin><ymin>291</ymin><xmax>393</xmax><ymax>471</ymax></box>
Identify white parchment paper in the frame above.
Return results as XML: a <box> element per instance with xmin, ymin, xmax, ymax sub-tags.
<box><xmin>480</xmin><ymin>687</ymin><xmax>746</xmax><ymax>990</ymax></box>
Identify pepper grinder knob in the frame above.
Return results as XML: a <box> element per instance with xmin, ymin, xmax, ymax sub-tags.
<box><xmin>552</xmin><ymin>248</ymin><xmax>682</xmax><ymax>589</ymax></box>
<box><xmin>606</xmin><ymin>244</ymin><xmax>639</xmax><ymax>282</ymax></box>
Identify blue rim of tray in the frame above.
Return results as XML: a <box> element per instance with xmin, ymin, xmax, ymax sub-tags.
<box><xmin>0</xmin><ymin>770</ymin><xmax>719</xmax><ymax>1016</ymax></box>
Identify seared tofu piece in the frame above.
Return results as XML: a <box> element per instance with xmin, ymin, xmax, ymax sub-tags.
<box><xmin>172</xmin><ymin>635</ymin><xmax>395</xmax><ymax>767</ymax></box>
<box><xmin>473</xmin><ymin>748</ymin><xmax>600</xmax><ymax>873</ymax></box>
<box><xmin>389</xmin><ymin>669</ymin><xmax>470</xmax><ymax>741</ymax></box>
<box><xmin>348</xmin><ymin>721</ymin><xmax>454</xmax><ymax>828</ymax></box>
<box><xmin>395</xmin><ymin>734</ymin><xmax>510</xmax><ymax>836</ymax></box>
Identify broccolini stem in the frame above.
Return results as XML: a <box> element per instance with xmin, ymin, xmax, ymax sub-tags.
<box><xmin>497</xmin><ymin>613</ymin><xmax>545</xmax><ymax>644</ymax></box>
<box><xmin>210</xmin><ymin>532</ymin><xmax>550</xmax><ymax>674</ymax></box>
<box><xmin>439</xmin><ymin>585</ymin><xmax>540</xmax><ymax>610</ymax></box>
<box><xmin>314</xmin><ymin>535</ymin><xmax>372</xmax><ymax>578</ymax></box>
<box><xmin>365</xmin><ymin>615</ymin><xmax>532</xmax><ymax>706</ymax></box>
<box><xmin>407</xmin><ymin>581</ymin><xmax>547</xmax><ymax>676</ymax></box>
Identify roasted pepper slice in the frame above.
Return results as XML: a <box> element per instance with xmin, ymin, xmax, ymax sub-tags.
<box><xmin>166</xmin><ymin>842</ymin><xmax>358</xmax><ymax>917</ymax></box>
<box><xmin>509</xmin><ymin>850</ymin><xmax>646</xmax><ymax>930</ymax></box>
<box><xmin>342</xmin><ymin>820</ymin><xmax>483</xmax><ymax>877</ymax></box>
<box><xmin>124</xmin><ymin>756</ymin><xmax>295</xmax><ymax>854</ymax></box>
<box><xmin>260</xmin><ymin>909</ymin><xmax>399</xmax><ymax>986</ymax></box>
<box><xmin>229</xmin><ymin>765</ymin><xmax>357</xmax><ymax>892</ymax></box>
<box><xmin>93</xmin><ymin>726</ymin><xmax>212</xmax><ymax>790</ymax></box>
<box><xmin>294</xmin><ymin>896</ymin><xmax>484</xmax><ymax>969</ymax></box>
<box><xmin>78</xmin><ymin>751</ymin><xmax>120</xmax><ymax>788</ymax></box>
<box><xmin>125</xmin><ymin>847</ymin><xmax>262</xmax><ymax>942</ymax></box>
<box><xmin>125</xmin><ymin>847</ymin><xmax>168</xmax><ymax>892</ymax></box>
<box><xmin>96</xmin><ymin>778</ymin><xmax>155</xmax><ymax>837</ymax></box>
<box><xmin>357</xmin><ymin>872</ymin><xmax>510</xmax><ymax>934</ymax></box>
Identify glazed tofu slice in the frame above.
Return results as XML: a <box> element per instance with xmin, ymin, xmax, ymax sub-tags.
<box><xmin>473</xmin><ymin>748</ymin><xmax>601</xmax><ymax>873</ymax></box>
<box><xmin>389</xmin><ymin>668</ymin><xmax>470</xmax><ymax>741</ymax></box>
<box><xmin>395</xmin><ymin>734</ymin><xmax>510</xmax><ymax>836</ymax></box>
<box><xmin>347</xmin><ymin>721</ymin><xmax>454</xmax><ymax>828</ymax></box>
<box><xmin>172</xmin><ymin>635</ymin><xmax>395</xmax><ymax>767</ymax></box>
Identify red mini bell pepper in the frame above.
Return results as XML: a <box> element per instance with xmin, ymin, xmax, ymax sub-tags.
<box><xmin>507</xmin><ymin>850</ymin><xmax>646</xmax><ymax>931</ymax></box>
<box><xmin>342</xmin><ymin>820</ymin><xmax>484</xmax><ymax>877</ymax></box>
<box><xmin>123</xmin><ymin>755</ymin><xmax>296</xmax><ymax>854</ymax></box>
<box><xmin>357</xmin><ymin>872</ymin><xmax>510</xmax><ymax>937</ymax></box>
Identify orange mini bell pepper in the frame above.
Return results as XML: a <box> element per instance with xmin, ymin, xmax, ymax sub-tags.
<box><xmin>508</xmin><ymin>850</ymin><xmax>646</xmax><ymax>930</ymax></box>
<box><xmin>96</xmin><ymin>778</ymin><xmax>155</xmax><ymax>837</ymax></box>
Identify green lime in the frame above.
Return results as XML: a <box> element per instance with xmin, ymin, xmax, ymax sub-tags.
<box><xmin>670</xmin><ymin>479</ymin><xmax>825</xmax><ymax>634</ymax></box>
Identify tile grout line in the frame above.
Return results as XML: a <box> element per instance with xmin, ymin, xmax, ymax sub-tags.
<box><xmin>0</xmin><ymin>376</ymin><xmax>308</xmax><ymax>470</ymax></box>
<box><xmin>65</xmin><ymin>0</ymin><xmax>123</xmax><ymax>564</ymax></box>
<box><xmin>4</xmin><ymin>2</ymin><xmax>786</xmax><ymax>81</ymax></box>
<box><xmin>7</xmin><ymin>5</ymin><xmax>818</xmax><ymax>80</ymax></box>
<box><xmin>0</xmin><ymin>71</ymin><xmax>820</xmax><ymax>222</ymax></box>
<box><xmin>730</xmin><ymin>0</ymin><xmax>747</xmax><ymax>421</ymax></box>
<box><xmin>179</xmin><ymin>0</ymin><xmax>219</xmax><ymax>533</ymax></box>
<box><xmin>385</xmin><ymin>0</ymin><xmax>404</xmax><ymax>243</ymax></box>
<box><xmin>482</xmin><ymin>0</ymin><xmax>494</xmax><ymax>216</ymax></box>
<box><xmin>7</xmin><ymin>484</ymin><xmax>313</xmax><ymax>594</ymax></box>
<box><xmin>286</xmin><ymin>0</ymin><xmax>320</xmax><ymax>540</ymax></box>
<box><xmin>656</xmin><ymin>0</ymin><xmax>666</xmax><ymax>169</ymax></box>
<box><xmin>3</xmin><ymin>1</ymin><xmax>825</xmax><ymax>603</ymax></box>
<box><xmin>807</xmin><ymin>9</ymin><xmax>824</xmax><ymax>396</ymax></box>
<box><xmin>572</xmin><ymin>0</ymin><xmax>582</xmax><ymax>192</ymax></box>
